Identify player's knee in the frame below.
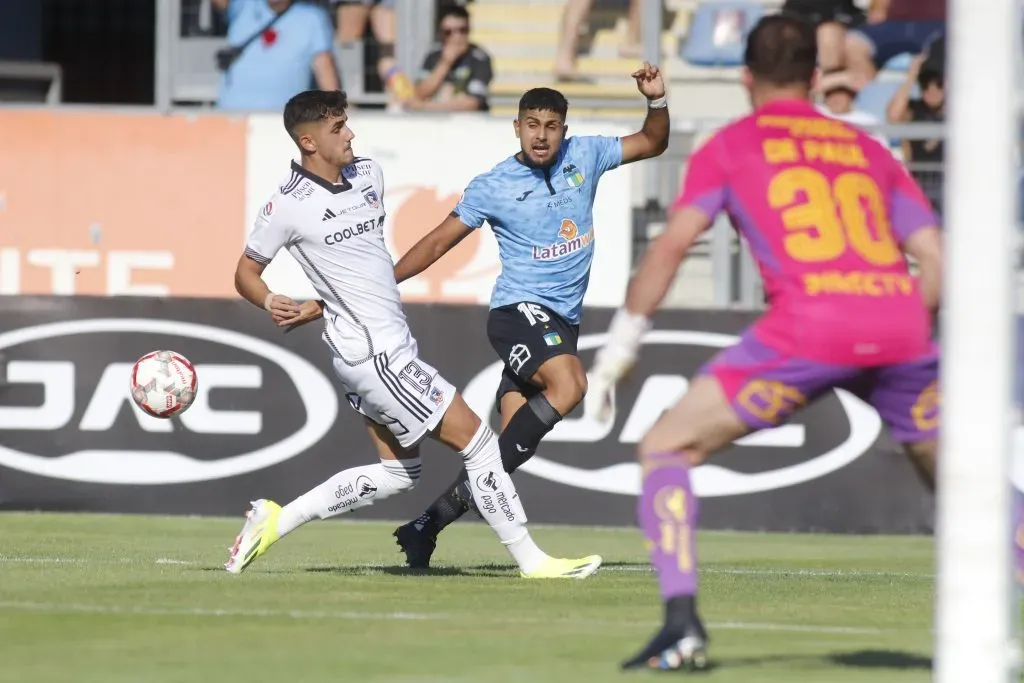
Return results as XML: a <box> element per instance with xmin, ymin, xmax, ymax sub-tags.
<box><xmin>391</xmin><ymin>469</ymin><xmax>419</xmax><ymax>493</ymax></box>
<box><xmin>577</xmin><ymin>368</ymin><xmax>589</xmax><ymax>397</ymax></box>
<box><xmin>640</xmin><ymin>431</ymin><xmax>684</xmax><ymax>458</ymax></box>
<box><xmin>379</xmin><ymin>458</ymin><xmax>420</xmax><ymax>494</ymax></box>
<box><xmin>569</xmin><ymin>367</ymin><xmax>588</xmax><ymax>404</ymax></box>
<box><xmin>534</xmin><ymin>354</ymin><xmax>587</xmax><ymax>409</ymax></box>
<box><xmin>545</xmin><ymin>371</ymin><xmax>586</xmax><ymax>414</ymax></box>
<box><xmin>638</xmin><ymin>424</ymin><xmax>708</xmax><ymax>466</ymax></box>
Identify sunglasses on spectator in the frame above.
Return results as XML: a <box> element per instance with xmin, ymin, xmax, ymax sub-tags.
<box><xmin>442</xmin><ymin>26</ymin><xmax>469</xmax><ymax>36</ymax></box>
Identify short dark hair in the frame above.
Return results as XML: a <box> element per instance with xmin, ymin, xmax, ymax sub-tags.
<box><xmin>744</xmin><ymin>14</ymin><xmax>817</xmax><ymax>87</ymax></box>
<box><xmin>438</xmin><ymin>5</ymin><xmax>470</xmax><ymax>24</ymax></box>
<box><xmin>283</xmin><ymin>90</ymin><xmax>349</xmax><ymax>140</ymax></box>
<box><xmin>518</xmin><ymin>87</ymin><xmax>568</xmax><ymax>119</ymax></box>
<box><xmin>918</xmin><ymin>68</ymin><xmax>943</xmax><ymax>91</ymax></box>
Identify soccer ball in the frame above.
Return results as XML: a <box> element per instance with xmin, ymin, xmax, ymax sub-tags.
<box><xmin>129</xmin><ymin>350</ymin><xmax>198</xmax><ymax>418</ymax></box>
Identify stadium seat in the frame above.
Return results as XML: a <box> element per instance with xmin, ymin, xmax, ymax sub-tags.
<box><xmin>882</xmin><ymin>52</ymin><xmax>914</xmax><ymax>72</ymax></box>
<box><xmin>170</xmin><ymin>35</ymin><xmax>226</xmax><ymax>104</ymax></box>
<box><xmin>854</xmin><ymin>79</ymin><xmax>901</xmax><ymax>123</ymax></box>
<box><xmin>334</xmin><ymin>41</ymin><xmax>366</xmax><ymax>100</ymax></box>
<box><xmin>681</xmin><ymin>1</ymin><xmax>764</xmax><ymax>67</ymax></box>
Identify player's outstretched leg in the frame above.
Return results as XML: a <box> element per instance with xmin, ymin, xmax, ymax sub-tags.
<box><xmin>394</xmin><ymin>392</ymin><xmax>560</xmax><ymax>566</ymax></box>
<box><xmin>620</xmin><ymin>376</ymin><xmax>748</xmax><ymax>672</ymax></box>
<box><xmin>396</xmin><ymin>356</ymin><xmax>584</xmax><ymax>568</ymax></box>
<box><xmin>429</xmin><ymin>392</ymin><xmax>601</xmax><ymax>579</ymax></box>
<box><xmin>224</xmin><ymin>421</ymin><xmax>420</xmax><ymax>574</ymax></box>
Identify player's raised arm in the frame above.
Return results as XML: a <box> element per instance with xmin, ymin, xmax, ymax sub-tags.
<box><xmin>619</xmin><ymin>62</ymin><xmax>671</xmax><ymax>165</ymax></box>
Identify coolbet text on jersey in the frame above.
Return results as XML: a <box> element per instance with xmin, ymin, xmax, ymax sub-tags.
<box><xmin>453</xmin><ymin>135</ymin><xmax>623</xmax><ymax>325</ymax></box>
<box><xmin>676</xmin><ymin>100</ymin><xmax>938</xmax><ymax>366</ymax></box>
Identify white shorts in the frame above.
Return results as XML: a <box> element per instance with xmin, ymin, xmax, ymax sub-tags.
<box><xmin>330</xmin><ymin>337</ymin><xmax>456</xmax><ymax>449</ymax></box>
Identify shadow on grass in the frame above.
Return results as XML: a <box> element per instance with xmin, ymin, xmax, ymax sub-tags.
<box><xmin>712</xmin><ymin>649</ymin><xmax>930</xmax><ymax>673</ymax></box>
<box><xmin>199</xmin><ymin>559</ymin><xmax>644</xmax><ymax>575</ymax></box>
<box><xmin>302</xmin><ymin>559</ymin><xmax>645</xmax><ymax>577</ymax></box>
<box><xmin>827</xmin><ymin>650</ymin><xmax>931</xmax><ymax>670</ymax></box>
<box><xmin>303</xmin><ymin>563</ymin><xmax>512</xmax><ymax>578</ymax></box>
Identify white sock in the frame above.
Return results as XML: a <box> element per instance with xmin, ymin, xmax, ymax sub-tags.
<box><xmin>459</xmin><ymin>423</ymin><xmax>549</xmax><ymax>574</ymax></box>
<box><xmin>276</xmin><ymin>458</ymin><xmax>421</xmax><ymax>538</ymax></box>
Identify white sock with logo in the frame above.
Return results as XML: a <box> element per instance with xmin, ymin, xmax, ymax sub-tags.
<box><xmin>275</xmin><ymin>458</ymin><xmax>421</xmax><ymax>538</ymax></box>
<box><xmin>460</xmin><ymin>423</ymin><xmax>549</xmax><ymax>574</ymax></box>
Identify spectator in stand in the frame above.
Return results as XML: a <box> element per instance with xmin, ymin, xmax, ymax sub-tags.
<box><xmin>816</xmin><ymin>67</ymin><xmax>890</xmax><ymax>149</ymax></box>
<box><xmin>406</xmin><ymin>5</ymin><xmax>493</xmax><ymax>112</ymax></box>
<box><xmin>779</xmin><ymin>0</ymin><xmax>864</xmax><ymax>74</ymax></box>
<box><xmin>821</xmin><ymin>0</ymin><xmax>945</xmax><ymax>93</ymax></box>
<box><xmin>214</xmin><ymin>0</ymin><xmax>339</xmax><ymax>110</ymax></box>
<box><xmin>886</xmin><ymin>52</ymin><xmax>945</xmax><ymax>216</ymax></box>
<box><xmin>554</xmin><ymin>0</ymin><xmax>643</xmax><ymax>81</ymax></box>
<box><xmin>332</xmin><ymin>1</ymin><xmax>405</xmax><ymax>95</ymax></box>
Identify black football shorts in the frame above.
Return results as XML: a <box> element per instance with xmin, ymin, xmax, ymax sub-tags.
<box><xmin>486</xmin><ymin>301</ymin><xmax>580</xmax><ymax>408</ymax></box>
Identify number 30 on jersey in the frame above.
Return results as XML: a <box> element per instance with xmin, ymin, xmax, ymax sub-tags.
<box><xmin>767</xmin><ymin>167</ymin><xmax>901</xmax><ymax>267</ymax></box>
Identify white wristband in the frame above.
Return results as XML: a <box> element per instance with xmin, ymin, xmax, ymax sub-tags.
<box><xmin>647</xmin><ymin>95</ymin><xmax>668</xmax><ymax>109</ymax></box>
<box><xmin>263</xmin><ymin>292</ymin><xmax>276</xmax><ymax>312</ymax></box>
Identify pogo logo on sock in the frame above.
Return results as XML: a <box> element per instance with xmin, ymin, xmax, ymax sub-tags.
<box><xmin>476</xmin><ymin>471</ymin><xmax>498</xmax><ymax>492</ymax></box>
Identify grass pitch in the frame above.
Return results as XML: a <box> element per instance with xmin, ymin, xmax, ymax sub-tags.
<box><xmin>1</xmin><ymin>513</ymin><xmax>938</xmax><ymax>682</ymax></box>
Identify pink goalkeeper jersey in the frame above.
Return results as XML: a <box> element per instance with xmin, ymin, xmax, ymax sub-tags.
<box><xmin>675</xmin><ymin>99</ymin><xmax>939</xmax><ymax>366</ymax></box>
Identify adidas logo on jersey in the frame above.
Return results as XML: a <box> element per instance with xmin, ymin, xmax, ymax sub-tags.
<box><xmin>323</xmin><ymin>202</ymin><xmax>371</xmax><ymax>221</ymax></box>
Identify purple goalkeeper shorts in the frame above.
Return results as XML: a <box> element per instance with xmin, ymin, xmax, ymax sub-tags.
<box><xmin>701</xmin><ymin>331</ymin><xmax>939</xmax><ymax>444</ymax></box>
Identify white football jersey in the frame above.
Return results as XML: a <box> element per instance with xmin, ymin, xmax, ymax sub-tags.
<box><xmin>245</xmin><ymin>158</ymin><xmax>411</xmax><ymax>366</ymax></box>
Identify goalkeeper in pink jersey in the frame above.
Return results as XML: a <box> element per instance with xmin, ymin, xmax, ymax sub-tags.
<box><xmin>586</xmin><ymin>14</ymin><xmax>943</xmax><ymax>672</ymax></box>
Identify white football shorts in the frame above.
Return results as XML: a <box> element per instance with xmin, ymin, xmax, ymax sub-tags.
<box><xmin>330</xmin><ymin>336</ymin><xmax>456</xmax><ymax>449</ymax></box>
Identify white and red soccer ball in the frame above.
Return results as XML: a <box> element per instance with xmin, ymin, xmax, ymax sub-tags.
<box><xmin>129</xmin><ymin>350</ymin><xmax>198</xmax><ymax>418</ymax></box>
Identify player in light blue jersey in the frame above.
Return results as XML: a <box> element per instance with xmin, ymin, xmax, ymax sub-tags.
<box><xmin>391</xmin><ymin>65</ymin><xmax>670</xmax><ymax>568</ymax></box>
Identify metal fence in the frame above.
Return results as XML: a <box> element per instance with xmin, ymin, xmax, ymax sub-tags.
<box><xmin>158</xmin><ymin>0</ymin><xmax>437</xmax><ymax>109</ymax></box>
<box><xmin>636</xmin><ymin>121</ymin><xmax>951</xmax><ymax>311</ymax></box>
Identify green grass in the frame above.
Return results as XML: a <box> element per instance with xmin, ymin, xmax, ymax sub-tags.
<box><xmin>0</xmin><ymin>513</ymin><xmax>941</xmax><ymax>682</ymax></box>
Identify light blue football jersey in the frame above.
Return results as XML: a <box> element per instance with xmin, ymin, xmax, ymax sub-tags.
<box><xmin>453</xmin><ymin>135</ymin><xmax>623</xmax><ymax>325</ymax></box>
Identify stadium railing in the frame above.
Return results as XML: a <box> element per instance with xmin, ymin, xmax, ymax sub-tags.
<box><xmin>0</xmin><ymin>60</ymin><xmax>62</xmax><ymax>105</ymax></box>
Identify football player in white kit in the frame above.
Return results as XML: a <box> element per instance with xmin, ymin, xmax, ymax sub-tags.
<box><xmin>225</xmin><ymin>90</ymin><xmax>601</xmax><ymax>579</ymax></box>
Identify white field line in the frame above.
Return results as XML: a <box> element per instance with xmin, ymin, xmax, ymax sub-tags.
<box><xmin>602</xmin><ymin>565</ymin><xmax>934</xmax><ymax>579</ymax></box>
<box><xmin>0</xmin><ymin>556</ymin><xmax>933</xmax><ymax>580</ymax></box>
<box><xmin>0</xmin><ymin>600</ymin><xmax>883</xmax><ymax>635</ymax></box>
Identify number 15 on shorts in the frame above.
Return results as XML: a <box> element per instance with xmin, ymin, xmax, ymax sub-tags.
<box><xmin>517</xmin><ymin>302</ymin><xmax>550</xmax><ymax>326</ymax></box>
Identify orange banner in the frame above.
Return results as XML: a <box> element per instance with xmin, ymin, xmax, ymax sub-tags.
<box><xmin>0</xmin><ymin>110</ymin><xmax>246</xmax><ymax>297</ymax></box>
